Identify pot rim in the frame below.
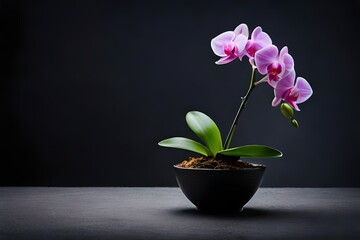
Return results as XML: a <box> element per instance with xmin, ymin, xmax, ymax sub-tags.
<box><xmin>174</xmin><ymin>164</ymin><xmax>266</xmax><ymax>171</ymax></box>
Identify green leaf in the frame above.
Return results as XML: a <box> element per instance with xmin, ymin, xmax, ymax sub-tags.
<box><xmin>158</xmin><ymin>137</ymin><xmax>212</xmax><ymax>156</ymax></box>
<box><xmin>185</xmin><ymin>111</ymin><xmax>223</xmax><ymax>156</ymax></box>
<box><xmin>217</xmin><ymin>145</ymin><xmax>283</xmax><ymax>158</ymax></box>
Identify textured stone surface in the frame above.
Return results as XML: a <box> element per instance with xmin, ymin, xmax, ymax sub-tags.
<box><xmin>0</xmin><ymin>188</ymin><xmax>359</xmax><ymax>239</ymax></box>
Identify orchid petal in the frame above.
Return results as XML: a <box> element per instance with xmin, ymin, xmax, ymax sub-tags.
<box><xmin>274</xmin><ymin>70</ymin><xmax>296</xmax><ymax>99</ymax></box>
<box><xmin>279</xmin><ymin>47</ymin><xmax>294</xmax><ymax>72</ymax></box>
<box><xmin>278</xmin><ymin>70</ymin><xmax>296</xmax><ymax>88</ymax></box>
<box><xmin>252</xmin><ymin>27</ymin><xmax>272</xmax><ymax>47</ymax></box>
<box><xmin>215</xmin><ymin>55</ymin><xmax>237</xmax><ymax>65</ymax></box>
<box><xmin>211</xmin><ymin>31</ymin><xmax>235</xmax><ymax>57</ymax></box>
<box><xmin>234</xmin><ymin>23</ymin><xmax>249</xmax><ymax>38</ymax></box>
<box><xmin>279</xmin><ymin>62</ymin><xmax>286</xmax><ymax>77</ymax></box>
<box><xmin>268</xmin><ymin>77</ymin><xmax>277</xmax><ymax>88</ymax></box>
<box><xmin>238</xmin><ymin>52</ymin><xmax>246</xmax><ymax>61</ymax></box>
<box><xmin>279</xmin><ymin>46</ymin><xmax>288</xmax><ymax>58</ymax></box>
<box><xmin>234</xmin><ymin>34</ymin><xmax>247</xmax><ymax>53</ymax></box>
<box><xmin>255</xmin><ymin>45</ymin><xmax>278</xmax><ymax>74</ymax></box>
<box><xmin>251</xmin><ymin>27</ymin><xmax>262</xmax><ymax>39</ymax></box>
<box><xmin>245</xmin><ymin>40</ymin><xmax>256</xmax><ymax>58</ymax></box>
<box><xmin>282</xmin><ymin>54</ymin><xmax>294</xmax><ymax>71</ymax></box>
<box><xmin>272</xmin><ymin>96</ymin><xmax>282</xmax><ymax>107</ymax></box>
<box><xmin>288</xmin><ymin>101</ymin><xmax>300</xmax><ymax>111</ymax></box>
<box><xmin>294</xmin><ymin>77</ymin><xmax>313</xmax><ymax>104</ymax></box>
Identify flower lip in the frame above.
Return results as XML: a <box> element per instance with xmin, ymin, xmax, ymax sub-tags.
<box><xmin>286</xmin><ymin>90</ymin><xmax>299</xmax><ymax>102</ymax></box>
<box><xmin>224</xmin><ymin>42</ymin><xmax>238</xmax><ymax>56</ymax></box>
<box><xmin>267</xmin><ymin>62</ymin><xmax>282</xmax><ymax>81</ymax></box>
<box><xmin>245</xmin><ymin>42</ymin><xmax>258</xmax><ymax>58</ymax></box>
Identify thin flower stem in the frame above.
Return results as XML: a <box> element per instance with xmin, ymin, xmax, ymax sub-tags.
<box><xmin>223</xmin><ymin>66</ymin><xmax>257</xmax><ymax>149</ymax></box>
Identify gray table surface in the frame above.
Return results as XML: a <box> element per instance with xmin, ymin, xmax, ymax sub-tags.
<box><xmin>0</xmin><ymin>188</ymin><xmax>359</xmax><ymax>240</ymax></box>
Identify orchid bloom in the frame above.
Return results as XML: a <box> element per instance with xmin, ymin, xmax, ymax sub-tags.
<box><xmin>245</xmin><ymin>27</ymin><xmax>272</xmax><ymax>62</ymax></box>
<box><xmin>211</xmin><ymin>23</ymin><xmax>248</xmax><ymax>65</ymax></box>
<box><xmin>272</xmin><ymin>70</ymin><xmax>313</xmax><ymax>111</ymax></box>
<box><xmin>255</xmin><ymin>45</ymin><xmax>294</xmax><ymax>87</ymax></box>
<box><xmin>210</xmin><ymin>23</ymin><xmax>313</xmax><ymax>129</ymax></box>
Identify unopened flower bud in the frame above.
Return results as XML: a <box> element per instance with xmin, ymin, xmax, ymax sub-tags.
<box><xmin>280</xmin><ymin>103</ymin><xmax>294</xmax><ymax>119</ymax></box>
<box><xmin>291</xmin><ymin>119</ymin><xmax>299</xmax><ymax>128</ymax></box>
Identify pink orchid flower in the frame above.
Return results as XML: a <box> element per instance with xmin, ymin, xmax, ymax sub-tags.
<box><xmin>272</xmin><ymin>70</ymin><xmax>313</xmax><ymax>111</ymax></box>
<box><xmin>255</xmin><ymin>45</ymin><xmax>294</xmax><ymax>87</ymax></box>
<box><xmin>245</xmin><ymin>27</ymin><xmax>272</xmax><ymax>62</ymax></box>
<box><xmin>211</xmin><ymin>23</ymin><xmax>249</xmax><ymax>65</ymax></box>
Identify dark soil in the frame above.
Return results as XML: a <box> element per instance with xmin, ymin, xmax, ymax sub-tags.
<box><xmin>176</xmin><ymin>156</ymin><xmax>263</xmax><ymax>170</ymax></box>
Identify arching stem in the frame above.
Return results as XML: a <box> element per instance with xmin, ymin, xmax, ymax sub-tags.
<box><xmin>223</xmin><ymin>66</ymin><xmax>257</xmax><ymax>149</ymax></box>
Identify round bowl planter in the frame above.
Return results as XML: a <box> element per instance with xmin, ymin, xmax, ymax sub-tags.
<box><xmin>174</xmin><ymin>164</ymin><xmax>266</xmax><ymax>213</ymax></box>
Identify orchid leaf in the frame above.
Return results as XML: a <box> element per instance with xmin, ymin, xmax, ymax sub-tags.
<box><xmin>185</xmin><ymin>111</ymin><xmax>223</xmax><ymax>156</ymax></box>
<box><xmin>158</xmin><ymin>137</ymin><xmax>212</xmax><ymax>156</ymax></box>
<box><xmin>217</xmin><ymin>145</ymin><xmax>282</xmax><ymax>158</ymax></box>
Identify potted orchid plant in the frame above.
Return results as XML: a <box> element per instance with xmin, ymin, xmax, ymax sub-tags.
<box><xmin>158</xmin><ymin>23</ymin><xmax>313</xmax><ymax>212</ymax></box>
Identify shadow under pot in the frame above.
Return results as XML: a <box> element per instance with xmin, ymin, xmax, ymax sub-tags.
<box><xmin>174</xmin><ymin>165</ymin><xmax>266</xmax><ymax>213</ymax></box>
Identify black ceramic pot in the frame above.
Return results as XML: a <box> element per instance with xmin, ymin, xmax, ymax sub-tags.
<box><xmin>174</xmin><ymin>164</ymin><xmax>266</xmax><ymax>213</ymax></box>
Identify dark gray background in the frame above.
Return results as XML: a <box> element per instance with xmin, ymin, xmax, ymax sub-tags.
<box><xmin>1</xmin><ymin>0</ymin><xmax>359</xmax><ymax>187</ymax></box>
